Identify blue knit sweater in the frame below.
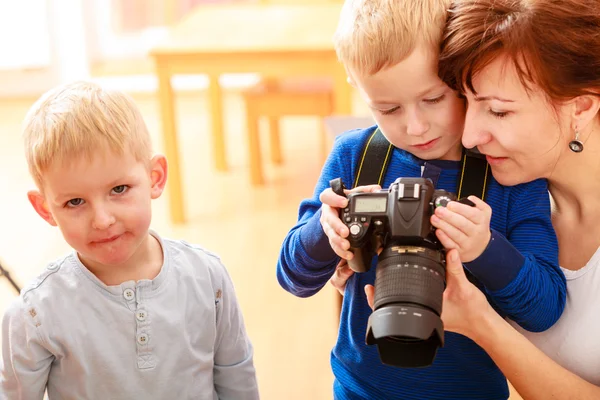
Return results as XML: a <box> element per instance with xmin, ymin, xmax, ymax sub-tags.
<box><xmin>277</xmin><ymin>126</ymin><xmax>566</xmax><ymax>400</ymax></box>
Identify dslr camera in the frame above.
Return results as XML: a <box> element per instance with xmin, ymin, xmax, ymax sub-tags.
<box><xmin>330</xmin><ymin>177</ymin><xmax>473</xmax><ymax>368</ymax></box>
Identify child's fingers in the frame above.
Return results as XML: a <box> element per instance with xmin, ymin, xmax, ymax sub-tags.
<box><xmin>433</xmin><ymin>207</ymin><xmax>474</xmax><ymax>236</ymax></box>
<box><xmin>319</xmin><ymin>188</ymin><xmax>348</xmax><ymax>209</ymax></box>
<box><xmin>435</xmin><ymin>229</ymin><xmax>459</xmax><ymax>251</ymax></box>
<box><xmin>329</xmin><ymin>238</ymin><xmax>354</xmax><ymax>260</ymax></box>
<box><xmin>467</xmin><ymin>196</ymin><xmax>491</xmax><ymax>213</ymax></box>
<box><xmin>431</xmin><ymin>214</ymin><xmax>467</xmax><ymax>245</ymax></box>
<box><xmin>348</xmin><ymin>184</ymin><xmax>381</xmax><ymax>194</ymax></box>
<box><xmin>446</xmin><ymin>201</ymin><xmax>483</xmax><ymax>224</ymax></box>
<box><xmin>321</xmin><ymin>204</ymin><xmax>349</xmax><ymax>237</ymax></box>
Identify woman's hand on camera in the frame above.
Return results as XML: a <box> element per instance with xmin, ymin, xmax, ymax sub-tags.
<box><xmin>319</xmin><ymin>184</ymin><xmax>381</xmax><ymax>260</ymax></box>
<box><xmin>440</xmin><ymin>249</ymin><xmax>495</xmax><ymax>341</ymax></box>
<box><xmin>430</xmin><ymin>195</ymin><xmax>492</xmax><ymax>263</ymax></box>
<box><xmin>330</xmin><ymin>259</ymin><xmax>355</xmax><ymax>295</ymax></box>
<box><xmin>363</xmin><ymin>249</ymin><xmax>494</xmax><ymax>341</ymax></box>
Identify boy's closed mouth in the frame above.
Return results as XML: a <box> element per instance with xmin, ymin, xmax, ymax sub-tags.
<box><xmin>411</xmin><ymin>137</ymin><xmax>440</xmax><ymax>150</ymax></box>
<box><xmin>92</xmin><ymin>234</ymin><xmax>122</xmax><ymax>244</ymax></box>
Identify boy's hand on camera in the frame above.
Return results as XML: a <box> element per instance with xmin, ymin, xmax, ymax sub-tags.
<box><xmin>319</xmin><ymin>184</ymin><xmax>381</xmax><ymax>260</ymax></box>
<box><xmin>430</xmin><ymin>195</ymin><xmax>492</xmax><ymax>263</ymax></box>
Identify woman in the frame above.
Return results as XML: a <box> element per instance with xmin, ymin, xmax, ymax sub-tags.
<box><xmin>332</xmin><ymin>0</ymin><xmax>600</xmax><ymax>398</ymax></box>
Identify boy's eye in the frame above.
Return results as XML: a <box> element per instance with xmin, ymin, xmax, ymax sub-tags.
<box><xmin>424</xmin><ymin>94</ymin><xmax>445</xmax><ymax>104</ymax></box>
<box><xmin>112</xmin><ymin>185</ymin><xmax>129</xmax><ymax>194</ymax></box>
<box><xmin>379</xmin><ymin>106</ymin><xmax>400</xmax><ymax>116</ymax></box>
<box><xmin>66</xmin><ymin>198</ymin><xmax>84</xmax><ymax>208</ymax></box>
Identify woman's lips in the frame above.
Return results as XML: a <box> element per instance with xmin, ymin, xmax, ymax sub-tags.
<box><xmin>485</xmin><ymin>155</ymin><xmax>509</xmax><ymax>166</ymax></box>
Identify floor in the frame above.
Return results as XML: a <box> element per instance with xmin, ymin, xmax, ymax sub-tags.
<box><xmin>0</xmin><ymin>90</ymin><xmax>522</xmax><ymax>399</ymax></box>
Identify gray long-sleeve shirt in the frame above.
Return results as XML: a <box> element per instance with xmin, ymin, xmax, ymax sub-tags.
<box><xmin>0</xmin><ymin>232</ymin><xmax>259</xmax><ymax>400</ymax></box>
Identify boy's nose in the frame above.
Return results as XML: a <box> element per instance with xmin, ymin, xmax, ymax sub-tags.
<box><xmin>405</xmin><ymin>109</ymin><xmax>429</xmax><ymax>136</ymax></box>
<box><xmin>92</xmin><ymin>208</ymin><xmax>116</xmax><ymax>230</ymax></box>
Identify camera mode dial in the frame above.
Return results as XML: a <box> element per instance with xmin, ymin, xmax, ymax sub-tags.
<box><xmin>434</xmin><ymin>195</ymin><xmax>452</xmax><ymax>208</ymax></box>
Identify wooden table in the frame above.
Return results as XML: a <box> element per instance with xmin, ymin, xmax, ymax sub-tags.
<box><xmin>150</xmin><ymin>3</ymin><xmax>351</xmax><ymax>223</ymax></box>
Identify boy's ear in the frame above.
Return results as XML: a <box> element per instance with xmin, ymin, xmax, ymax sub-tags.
<box><xmin>149</xmin><ymin>154</ymin><xmax>168</xmax><ymax>199</ymax></box>
<box><xmin>27</xmin><ymin>190</ymin><xmax>57</xmax><ymax>226</ymax></box>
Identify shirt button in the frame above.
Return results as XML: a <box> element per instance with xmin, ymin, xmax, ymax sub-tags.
<box><xmin>136</xmin><ymin>310</ymin><xmax>147</xmax><ymax>322</ymax></box>
<box><xmin>47</xmin><ymin>264</ymin><xmax>58</xmax><ymax>271</ymax></box>
<box><xmin>137</xmin><ymin>333</ymin><xmax>149</xmax><ymax>345</ymax></box>
<box><xmin>123</xmin><ymin>289</ymin><xmax>135</xmax><ymax>301</ymax></box>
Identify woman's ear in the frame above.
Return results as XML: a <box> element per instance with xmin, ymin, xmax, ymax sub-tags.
<box><xmin>571</xmin><ymin>94</ymin><xmax>600</xmax><ymax>132</ymax></box>
<box><xmin>28</xmin><ymin>190</ymin><xmax>57</xmax><ymax>226</ymax></box>
<box><xmin>149</xmin><ymin>154</ymin><xmax>168</xmax><ymax>199</ymax></box>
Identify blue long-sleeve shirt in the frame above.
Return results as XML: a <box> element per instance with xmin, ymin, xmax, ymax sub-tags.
<box><xmin>277</xmin><ymin>126</ymin><xmax>566</xmax><ymax>400</ymax></box>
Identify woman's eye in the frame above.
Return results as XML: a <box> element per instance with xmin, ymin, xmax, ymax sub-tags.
<box><xmin>112</xmin><ymin>185</ymin><xmax>129</xmax><ymax>194</ymax></box>
<box><xmin>66</xmin><ymin>198</ymin><xmax>84</xmax><ymax>208</ymax></box>
<box><xmin>487</xmin><ymin>109</ymin><xmax>510</xmax><ymax>119</ymax></box>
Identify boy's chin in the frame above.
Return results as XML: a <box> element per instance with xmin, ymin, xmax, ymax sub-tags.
<box><xmin>412</xmin><ymin>147</ymin><xmax>461</xmax><ymax>161</ymax></box>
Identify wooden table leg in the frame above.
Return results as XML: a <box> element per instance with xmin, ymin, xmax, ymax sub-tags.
<box><xmin>246</xmin><ymin>100</ymin><xmax>265</xmax><ymax>185</ymax></box>
<box><xmin>157</xmin><ymin>66</ymin><xmax>185</xmax><ymax>224</ymax></box>
<box><xmin>268</xmin><ymin>117</ymin><xmax>282</xmax><ymax>164</ymax></box>
<box><xmin>208</xmin><ymin>74</ymin><xmax>227</xmax><ymax>171</ymax></box>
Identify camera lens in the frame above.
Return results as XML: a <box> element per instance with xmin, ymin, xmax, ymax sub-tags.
<box><xmin>365</xmin><ymin>245</ymin><xmax>446</xmax><ymax>368</ymax></box>
<box><xmin>374</xmin><ymin>246</ymin><xmax>445</xmax><ymax>313</ymax></box>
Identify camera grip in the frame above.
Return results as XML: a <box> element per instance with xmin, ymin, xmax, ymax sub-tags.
<box><xmin>348</xmin><ymin>244</ymin><xmax>375</xmax><ymax>273</ymax></box>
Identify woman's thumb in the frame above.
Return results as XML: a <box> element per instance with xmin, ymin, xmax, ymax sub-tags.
<box><xmin>445</xmin><ymin>250</ymin><xmax>466</xmax><ymax>286</ymax></box>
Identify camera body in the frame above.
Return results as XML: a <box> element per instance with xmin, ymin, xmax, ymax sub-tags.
<box><xmin>330</xmin><ymin>176</ymin><xmax>472</xmax><ymax>368</ymax></box>
<box><xmin>340</xmin><ymin>177</ymin><xmax>455</xmax><ymax>274</ymax></box>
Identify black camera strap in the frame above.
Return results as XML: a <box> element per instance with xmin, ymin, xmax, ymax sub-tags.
<box><xmin>353</xmin><ymin>128</ymin><xmax>394</xmax><ymax>188</ymax></box>
<box><xmin>457</xmin><ymin>148</ymin><xmax>491</xmax><ymax>201</ymax></box>
<box><xmin>353</xmin><ymin>128</ymin><xmax>491</xmax><ymax>200</ymax></box>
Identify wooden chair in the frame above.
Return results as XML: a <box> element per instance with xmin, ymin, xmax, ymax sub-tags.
<box><xmin>243</xmin><ymin>77</ymin><xmax>335</xmax><ymax>185</ymax></box>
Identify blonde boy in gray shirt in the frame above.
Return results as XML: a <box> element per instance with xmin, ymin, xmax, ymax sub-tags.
<box><xmin>0</xmin><ymin>81</ymin><xmax>259</xmax><ymax>400</ymax></box>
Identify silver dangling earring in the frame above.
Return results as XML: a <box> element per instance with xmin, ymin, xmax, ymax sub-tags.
<box><xmin>569</xmin><ymin>127</ymin><xmax>584</xmax><ymax>153</ymax></box>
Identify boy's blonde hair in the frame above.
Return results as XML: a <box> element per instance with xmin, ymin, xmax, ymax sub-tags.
<box><xmin>333</xmin><ymin>0</ymin><xmax>450</xmax><ymax>76</ymax></box>
<box><xmin>23</xmin><ymin>81</ymin><xmax>152</xmax><ymax>189</ymax></box>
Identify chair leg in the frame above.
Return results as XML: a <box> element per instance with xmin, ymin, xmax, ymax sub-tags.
<box><xmin>268</xmin><ymin>117</ymin><xmax>283</xmax><ymax>164</ymax></box>
<box><xmin>246</xmin><ymin>102</ymin><xmax>265</xmax><ymax>185</ymax></box>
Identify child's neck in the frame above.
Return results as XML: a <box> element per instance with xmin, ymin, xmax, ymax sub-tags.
<box><xmin>80</xmin><ymin>233</ymin><xmax>164</xmax><ymax>286</ymax></box>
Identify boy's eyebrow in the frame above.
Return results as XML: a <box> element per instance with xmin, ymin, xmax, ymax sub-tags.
<box><xmin>415</xmin><ymin>83</ymin><xmax>447</xmax><ymax>98</ymax></box>
<box><xmin>473</xmin><ymin>94</ymin><xmax>515</xmax><ymax>103</ymax></box>
<box><xmin>369</xmin><ymin>84</ymin><xmax>447</xmax><ymax>108</ymax></box>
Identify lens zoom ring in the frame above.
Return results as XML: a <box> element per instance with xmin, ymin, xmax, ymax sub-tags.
<box><xmin>374</xmin><ymin>256</ymin><xmax>445</xmax><ymax>314</ymax></box>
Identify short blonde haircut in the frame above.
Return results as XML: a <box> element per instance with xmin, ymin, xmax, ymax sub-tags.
<box><xmin>23</xmin><ymin>81</ymin><xmax>152</xmax><ymax>188</ymax></box>
<box><xmin>333</xmin><ymin>0</ymin><xmax>450</xmax><ymax>76</ymax></box>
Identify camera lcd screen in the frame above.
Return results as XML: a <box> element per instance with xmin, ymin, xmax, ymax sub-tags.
<box><xmin>354</xmin><ymin>196</ymin><xmax>387</xmax><ymax>212</ymax></box>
